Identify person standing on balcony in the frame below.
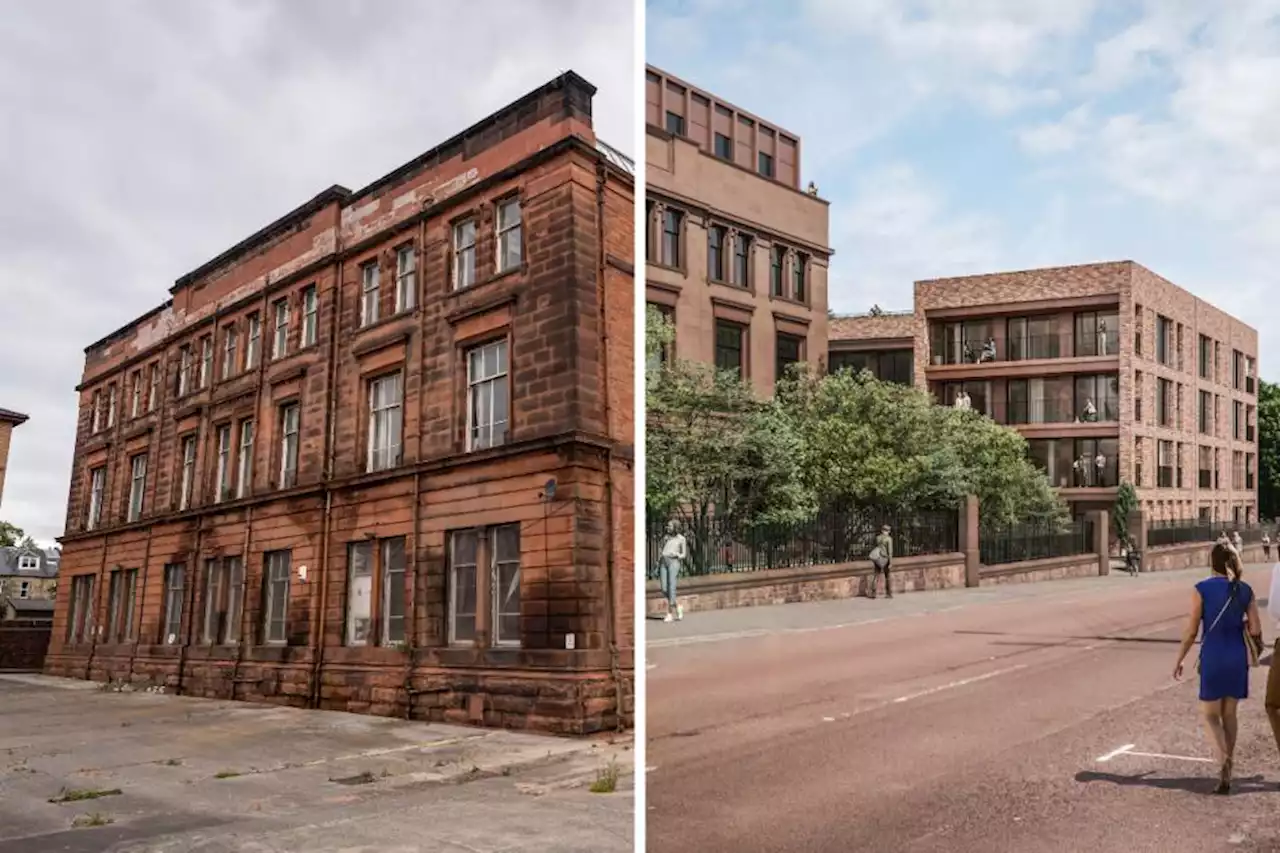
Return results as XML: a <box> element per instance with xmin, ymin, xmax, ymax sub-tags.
<box><xmin>869</xmin><ymin>524</ymin><xmax>894</xmax><ymax>599</ymax></box>
<box><xmin>659</xmin><ymin>521</ymin><xmax>687</xmax><ymax>623</ymax></box>
<box><xmin>1095</xmin><ymin>452</ymin><xmax>1107</xmax><ymax>485</ymax></box>
<box><xmin>1083</xmin><ymin>398</ymin><xmax>1098</xmax><ymax>422</ymax></box>
<box><xmin>1097</xmin><ymin>319</ymin><xmax>1108</xmax><ymax>356</ymax></box>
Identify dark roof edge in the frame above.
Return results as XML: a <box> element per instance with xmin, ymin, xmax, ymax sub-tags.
<box><xmin>346</xmin><ymin>71</ymin><xmax>597</xmax><ymax>204</ymax></box>
<box><xmin>0</xmin><ymin>408</ymin><xmax>29</xmax><ymax>425</ymax></box>
<box><xmin>171</xmin><ymin>184</ymin><xmax>352</xmax><ymax>294</ymax></box>
<box><xmin>83</xmin><ymin>299</ymin><xmax>174</xmax><ymax>355</ymax></box>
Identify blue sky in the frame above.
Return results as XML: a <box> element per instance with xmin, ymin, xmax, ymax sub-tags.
<box><xmin>648</xmin><ymin>0</ymin><xmax>1280</xmax><ymax>372</ymax></box>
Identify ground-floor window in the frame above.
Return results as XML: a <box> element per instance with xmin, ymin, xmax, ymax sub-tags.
<box><xmin>448</xmin><ymin>524</ymin><xmax>521</xmax><ymax>648</ymax></box>
<box><xmin>262</xmin><ymin>550</ymin><xmax>291</xmax><ymax>645</ymax></box>
<box><xmin>162</xmin><ymin>563</ymin><xmax>185</xmax><ymax>645</ymax></box>
<box><xmin>66</xmin><ymin>575</ymin><xmax>95</xmax><ymax>644</ymax></box>
<box><xmin>345</xmin><ymin>537</ymin><xmax>407</xmax><ymax>647</ymax></box>
<box><xmin>202</xmin><ymin>557</ymin><xmax>244</xmax><ymax>645</ymax></box>
<box><xmin>107</xmin><ymin>569</ymin><xmax>137</xmax><ymax>644</ymax></box>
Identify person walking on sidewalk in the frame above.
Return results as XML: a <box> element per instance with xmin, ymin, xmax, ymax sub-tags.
<box><xmin>1263</xmin><ymin>532</ymin><xmax>1272</xmax><ymax>562</ymax></box>
<box><xmin>1232</xmin><ymin>530</ymin><xmax>1245</xmax><ymax>555</ymax></box>
<box><xmin>869</xmin><ymin>524</ymin><xmax>894</xmax><ymax>599</ymax></box>
<box><xmin>659</xmin><ymin>521</ymin><xmax>687</xmax><ymax>623</ymax></box>
<box><xmin>1265</xmin><ymin>561</ymin><xmax>1280</xmax><ymax>761</ymax></box>
<box><xmin>1172</xmin><ymin>542</ymin><xmax>1264</xmax><ymax>794</ymax></box>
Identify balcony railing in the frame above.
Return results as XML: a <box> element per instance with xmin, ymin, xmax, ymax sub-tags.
<box><xmin>1004</xmin><ymin>397</ymin><xmax>1120</xmax><ymax>425</ymax></box>
<box><xmin>930</xmin><ymin>330</ymin><xmax>1120</xmax><ymax>366</ymax></box>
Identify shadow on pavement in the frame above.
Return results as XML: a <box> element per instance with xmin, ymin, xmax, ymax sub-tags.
<box><xmin>1076</xmin><ymin>770</ymin><xmax>1280</xmax><ymax>796</ymax></box>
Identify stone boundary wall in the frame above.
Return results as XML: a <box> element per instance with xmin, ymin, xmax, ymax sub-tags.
<box><xmin>0</xmin><ymin>622</ymin><xmax>52</xmax><ymax>671</ymax></box>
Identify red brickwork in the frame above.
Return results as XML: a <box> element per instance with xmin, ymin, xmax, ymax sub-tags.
<box><xmin>48</xmin><ymin>73</ymin><xmax>635</xmax><ymax>735</ymax></box>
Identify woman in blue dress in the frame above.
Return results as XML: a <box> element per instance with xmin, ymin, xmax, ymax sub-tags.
<box><xmin>1173</xmin><ymin>542</ymin><xmax>1263</xmax><ymax>794</ymax></box>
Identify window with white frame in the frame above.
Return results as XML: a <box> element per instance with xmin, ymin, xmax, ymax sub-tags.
<box><xmin>262</xmin><ymin>550</ymin><xmax>290</xmax><ymax>644</ymax></box>
<box><xmin>161</xmin><ymin>563</ymin><xmax>184</xmax><ymax>644</ymax></box>
<box><xmin>345</xmin><ymin>537</ymin><xmax>406</xmax><ymax>647</ymax></box>
<box><xmin>91</xmin><ymin>391</ymin><xmax>102</xmax><ymax>433</ymax></box>
<box><xmin>302</xmin><ymin>285</ymin><xmax>318</xmax><ymax>348</ymax></box>
<box><xmin>395</xmin><ymin>245</ymin><xmax>416</xmax><ymax>313</ymax></box>
<box><xmin>17</xmin><ymin>554</ymin><xmax>38</xmax><ymax>572</ymax></box>
<box><xmin>106</xmin><ymin>383</ymin><xmax>117</xmax><ymax>427</ymax></box>
<box><xmin>179</xmin><ymin>434</ymin><xmax>197</xmax><ymax>511</ymax></box>
<box><xmin>148</xmin><ymin>363</ymin><xmax>159</xmax><ymax>411</ymax></box>
<box><xmin>448</xmin><ymin>524</ymin><xmax>521</xmax><ymax>647</ymax></box>
<box><xmin>19</xmin><ymin>580</ymin><xmax>30</xmax><ymax>599</ymax></box>
<box><xmin>453</xmin><ymin>219</ymin><xmax>476</xmax><ymax>289</ymax></box>
<box><xmin>496</xmin><ymin>198</ymin><xmax>522</xmax><ymax>273</ymax></box>
<box><xmin>360</xmin><ymin>261</ymin><xmax>380</xmax><ymax>327</ymax></box>
<box><xmin>222</xmin><ymin>324</ymin><xmax>238</xmax><ymax>377</ymax></box>
<box><xmin>87</xmin><ymin>466</ymin><xmax>105</xmax><ymax>530</ymax></box>
<box><xmin>367</xmin><ymin>373</ymin><xmax>403</xmax><ymax>472</ymax></box>
<box><xmin>272</xmin><ymin>298</ymin><xmax>289</xmax><ymax>360</ymax></box>
<box><xmin>201</xmin><ymin>556</ymin><xmax>243</xmax><ymax>645</ymax></box>
<box><xmin>279</xmin><ymin>403</ymin><xmax>300</xmax><ymax>488</ymax></box>
<box><xmin>178</xmin><ymin>345</ymin><xmax>192</xmax><ymax>396</ymax></box>
<box><xmin>215</xmin><ymin>424</ymin><xmax>232</xmax><ymax>502</ymax></box>
<box><xmin>467</xmin><ymin>340</ymin><xmax>509</xmax><ymax>450</ymax></box>
<box><xmin>246</xmin><ymin>313</ymin><xmax>261</xmax><ymax>369</ymax></box>
<box><xmin>127</xmin><ymin>453</ymin><xmax>147</xmax><ymax>522</ymax></box>
<box><xmin>130</xmin><ymin>370</ymin><xmax>142</xmax><ymax>418</ymax></box>
<box><xmin>199</xmin><ymin>335</ymin><xmax>213</xmax><ymax>388</ymax></box>
<box><xmin>236</xmin><ymin>420</ymin><xmax>254</xmax><ymax>499</ymax></box>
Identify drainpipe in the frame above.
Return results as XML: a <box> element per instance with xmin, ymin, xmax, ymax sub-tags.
<box><xmin>85</xmin><ymin>530</ymin><xmax>111</xmax><ymax>681</ymax></box>
<box><xmin>595</xmin><ymin>161</ymin><xmax>626</xmax><ymax>732</ymax></box>
<box><xmin>310</xmin><ymin>221</ymin><xmax>344</xmax><ymax>709</ymax></box>
<box><xmin>402</xmin><ymin>470</ymin><xmax>421</xmax><ymax>719</ymax></box>
<box><xmin>125</xmin><ymin>525</ymin><xmax>154</xmax><ymax>684</ymax></box>
<box><xmin>174</xmin><ymin>514</ymin><xmax>204</xmax><ymax>696</ymax></box>
<box><xmin>229</xmin><ymin>504</ymin><xmax>253</xmax><ymax>700</ymax></box>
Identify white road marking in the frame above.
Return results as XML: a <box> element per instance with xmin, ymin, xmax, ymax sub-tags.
<box><xmin>891</xmin><ymin>664</ymin><xmax>1029</xmax><ymax>704</ymax></box>
<box><xmin>649</xmin><ymin>618</ymin><xmax>886</xmax><ymax>648</ymax></box>
<box><xmin>822</xmin><ymin>717</ymin><xmax>836</xmax><ymax>722</ymax></box>
<box><xmin>1096</xmin><ymin>744</ymin><xmax>1136</xmax><ymax>762</ymax></box>
<box><xmin>1095</xmin><ymin>743</ymin><xmax>1214</xmax><ymax>764</ymax></box>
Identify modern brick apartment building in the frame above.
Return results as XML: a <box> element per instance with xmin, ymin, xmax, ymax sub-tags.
<box><xmin>827</xmin><ymin>311</ymin><xmax>915</xmax><ymax>386</ymax></box>
<box><xmin>644</xmin><ymin>65</ymin><xmax>831</xmax><ymax>396</ymax></box>
<box><xmin>0</xmin><ymin>407</ymin><xmax>28</xmax><ymax>509</ymax></box>
<box><xmin>830</xmin><ymin>262</ymin><xmax>1259</xmax><ymax>524</ymax></box>
<box><xmin>46</xmin><ymin>72</ymin><xmax>635</xmax><ymax>735</ymax></box>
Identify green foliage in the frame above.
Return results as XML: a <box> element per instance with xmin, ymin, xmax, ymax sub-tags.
<box><xmin>1113</xmin><ymin>481</ymin><xmax>1139</xmax><ymax>543</ymax></box>
<box><xmin>1259</xmin><ymin>379</ymin><xmax>1280</xmax><ymax>521</ymax></box>
<box><xmin>773</xmin><ymin>367</ymin><xmax>1064</xmax><ymax>527</ymax></box>
<box><xmin>0</xmin><ymin>521</ymin><xmax>23</xmax><ymax>548</ymax></box>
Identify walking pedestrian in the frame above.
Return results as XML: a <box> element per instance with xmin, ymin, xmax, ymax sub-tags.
<box><xmin>1232</xmin><ymin>530</ymin><xmax>1244</xmax><ymax>555</ymax></box>
<box><xmin>658</xmin><ymin>521</ymin><xmax>687</xmax><ymax>623</ymax></box>
<box><xmin>1172</xmin><ymin>543</ymin><xmax>1264</xmax><ymax>794</ymax></box>
<box><xmin>1263</xmin><ymin>532</ymin><xmax>1271</xmax><ymax>562</ymax></box>
<box><xmin>869</xmin><ymin>524</ymin><xmax>894</xmax><ymax>599</ymax></box>
<box><xmin>1265</xmin><ymin>561</ymin><xmax>1280</xmax><ymax>761</ymax></box>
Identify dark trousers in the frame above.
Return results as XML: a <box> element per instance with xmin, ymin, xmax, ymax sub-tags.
<box><xmin>871</xmin><ymin>560</ymin><xmax>892</xmax><ymax>597</ymax></box>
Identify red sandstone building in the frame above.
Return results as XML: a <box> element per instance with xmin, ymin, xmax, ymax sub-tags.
<box><xmin>644</xmin><ymin>66</ymin><xmax>831</xmax><ymax>396</ymax></box>
<box><xmin>47</xmin><ymin>73</ymin><xmax>635</xmax><ymax>735</ymax></box>
<box><xmin>829</xmin><ymin>262</ymin><xmax>1259</xmax><ymax>525</ymax></box>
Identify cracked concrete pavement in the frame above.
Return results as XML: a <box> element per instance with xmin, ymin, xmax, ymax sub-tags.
<box><xmin>0</xmin><ymin>674</ymin><xmax>632</xmax><ymax>852</ymax></box>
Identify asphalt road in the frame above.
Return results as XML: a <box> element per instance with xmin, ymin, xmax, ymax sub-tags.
<box><xmin>647</xmin><ymin>568</ymin><xmax>1280</xmax><ymax>853</ymax></box>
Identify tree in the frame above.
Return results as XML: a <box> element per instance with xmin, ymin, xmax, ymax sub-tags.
<box><xmin>1259</xmin><ymin>379</ymin><xmax>1280</xmax><ymax>521</ymax></box>
<box><xmin>1113</xmin><ymin>481</ymin><xmax>1139</xmax><ymax>545</ymax></box>
<box><xmin>774</xmin><ymin>367</ymin><xmax>1064</xmax><ymax>528</ymax></box>
<box><xmin>0</xmin><ymin>521</ymin><xmax>23</xmax><ymax>548</ymax></box>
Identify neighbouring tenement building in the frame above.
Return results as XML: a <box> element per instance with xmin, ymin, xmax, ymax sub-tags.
<box><xmin>829</xmin><ymin>262</ymin><xmax>1259</xmax><ymax>524</ymax></box>
<box><xmin>47</xmin><ymin>72</ymin><xmax>636</xmax><ymax>735</ymax></box>
<box><xmin>0</xmin><ymin>407</ymin><xmax>29</xmax><ymax>509</ymax></box>
<box><xmin>644</xmin><ymin>65</ymin><xmax>831</xmax><ymax>396</ymax></box>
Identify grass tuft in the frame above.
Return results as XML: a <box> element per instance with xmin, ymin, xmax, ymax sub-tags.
<box><xmin>49</xmin><ymin>787</ymin><xmax>122</xmax><ymax>804</ymax></box>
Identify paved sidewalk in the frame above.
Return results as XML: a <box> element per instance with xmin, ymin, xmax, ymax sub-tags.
<box><xmin>0</xmin><ymin>675</ymin><xmax>632</xmax><ymax>852</ymax></box>
<box><xmin>647</xmin><ymin>566</ymin><xmax>1272</xmax><ymax>649</ymax></box>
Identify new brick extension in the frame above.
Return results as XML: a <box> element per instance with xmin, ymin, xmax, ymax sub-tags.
<box><xmin>47</xmin><ymin>72</ymin><xmax>635</xmax><ymax>735</ymax></box>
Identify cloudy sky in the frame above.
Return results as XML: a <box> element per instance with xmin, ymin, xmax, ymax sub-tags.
<box><xmin>0</xmin><ymin>0</ymin><xmax>634</xmax><ymax>544</ymax></box>
<box><xmin>649</xmin><ymin>0</ymin><xmax>1280</xmax><ymax>360</ymax></box>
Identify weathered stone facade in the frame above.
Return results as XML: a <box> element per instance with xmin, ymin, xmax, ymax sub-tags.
<box><xmin>0</xmin><ymin>408</ymin><xmax>28</xmax><ymax>510</ymax></box>
<box><xmin>48</xmin><ymin>73</ymin><xmax>634</xmax><ymax>735</ymax></box>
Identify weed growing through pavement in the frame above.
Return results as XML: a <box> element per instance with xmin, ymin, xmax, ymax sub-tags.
<box><xmin>49</xmin><ymin>787</ymin><xmax>122</xmax><ymax>804</ymax></box>
<box><xmin>71</xmin><ymin>812</ymin><xmax>113</xmax><ymax>828</ymax></box>
<box><xmin>589</xmin><ymin>758</ymin><xmax>620</xmax><ymax>794</ymax></box>
<box><xmin>214</xmin><ymin>770</ymin><xmax>242</xmax><ymax>779</ymax></box>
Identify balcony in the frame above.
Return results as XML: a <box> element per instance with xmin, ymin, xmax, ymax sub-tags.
<box><xmin>928</xmin><ymin>327</ymin><xmax>1121</xmax><ymax>373</ymax></box>
<box><xmin>1005</xmin><ymin>397</ymin><xmax>1119</xmax><ymax>426</ymax></box>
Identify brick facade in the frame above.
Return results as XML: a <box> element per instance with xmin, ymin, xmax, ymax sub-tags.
<box><xmin>911</xmin><ymin>262</ymin><xmax>1259</xmax><ymax>523</ymax></box>
<box><xmin>47</xmin><ymin>73</ymin><xmax>635</xmax><ymax>735</ymax></box>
